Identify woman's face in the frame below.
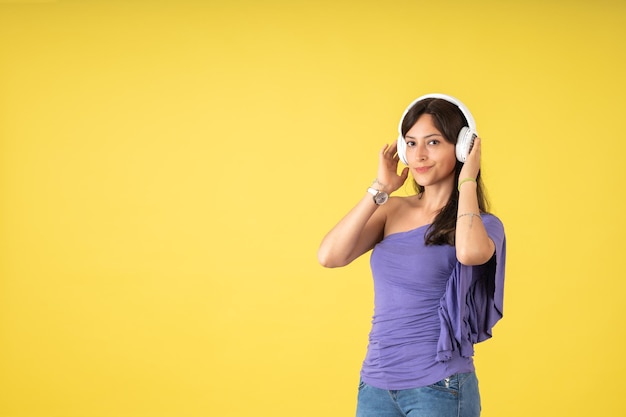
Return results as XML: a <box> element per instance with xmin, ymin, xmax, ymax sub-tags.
<box><xmin>404</xmin><ymin>113</ymin><xmax>457</xmax><ymax>187</ymax></box>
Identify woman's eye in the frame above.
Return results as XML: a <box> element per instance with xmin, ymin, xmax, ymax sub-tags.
<box><xmin>428</xmin><ymin>140</ymin><xmax>440</xmax><ymax>145</ymax></box>
<box><xmin>406</xmin><ymin>141</ymin><xmax>416</xmax><ymax>147</ymax></box>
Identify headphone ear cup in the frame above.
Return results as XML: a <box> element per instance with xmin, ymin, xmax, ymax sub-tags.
<box><xmin>455</xmin><ymin>127</ymin><xmax>476</xmax><ymax>162</ymax></box>
<box><xmin>397</xmin><ymin>135</ymin><xmax>408</xmax><ymax>165</ymax></box>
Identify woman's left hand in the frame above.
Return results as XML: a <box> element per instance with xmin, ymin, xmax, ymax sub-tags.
<box><xmin>459</xmin><ymin>136</ymin><xmax>482</xmax><ymax>181</ymax></box>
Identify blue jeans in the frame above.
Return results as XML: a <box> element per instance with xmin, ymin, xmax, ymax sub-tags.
<box><xmin>356</xmin><ymin>372</ymin><xmax>481</xmax><ymax>417</ymax></box>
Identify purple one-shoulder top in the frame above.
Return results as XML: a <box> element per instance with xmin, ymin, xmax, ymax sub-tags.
<box><xmin>360</xmin><ymin>214</ymin><xmax>506</xmax><ymax>390</ymax></box>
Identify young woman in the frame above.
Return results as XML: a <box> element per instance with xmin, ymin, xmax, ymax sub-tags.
<box><xmin>318</xmin><ymin>94</ymin><xmax>506</xmax><ymax>417</ymax></box>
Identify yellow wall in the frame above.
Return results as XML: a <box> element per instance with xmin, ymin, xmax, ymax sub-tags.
<box><xmin>1</xmin><ymin>0</ymin><xmax>625</xmax><ymax>416</ymax></box>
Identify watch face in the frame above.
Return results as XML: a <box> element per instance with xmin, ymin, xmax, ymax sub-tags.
<box><xmin>374</xmin><ymin>191</ymin><xmax>388</xmax><ymax>205</ymax></box>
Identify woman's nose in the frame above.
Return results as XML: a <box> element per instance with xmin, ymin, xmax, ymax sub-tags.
<box><xmin>414</xmin><ymin>142</ymin><xmax>427</xmax><ymax>161</ymax></box>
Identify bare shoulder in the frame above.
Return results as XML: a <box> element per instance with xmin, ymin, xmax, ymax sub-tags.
<box><xmin>381</xmin><ymin>195</ymin><xmax>426</xmax><ymax>236</ymax></box>
<box><xmin>375</xmin><ymin>195</ymin><xmax>413</xmax><ymax>216</ymax></box>
<box><xmin>383</xmin><ymin>195</ymin><xmax>416</xmax><ymax>211</ymax></box>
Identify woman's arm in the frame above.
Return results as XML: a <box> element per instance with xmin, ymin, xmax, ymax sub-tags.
<box><xmin>317</xmin><ymin>192</ymin><xmax>386</xmax><ymax>268</ymax></box>
<box><xmin>455</xmin><ymin>137</ymin><xmax>495</xmax><ymax>265</ymax></box>
<box><xmin>317</xmin><ymin>142</ymin><xmax>409</xmax><ymax>268</ymax></box>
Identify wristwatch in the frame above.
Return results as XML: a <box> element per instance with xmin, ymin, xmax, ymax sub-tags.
<box><xmin>367</xmin><ymin>187</ymin><xmax>389</xmax><ymax>205</ymax></box>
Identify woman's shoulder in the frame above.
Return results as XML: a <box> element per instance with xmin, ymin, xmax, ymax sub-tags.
<box><xmin>384</xmin><ymin>194</ymin><xmax>421</xmax><ymax>211</ymax></box>
<box><xmin>389</xmin><ymin>193</ymin><xmax>422</xmax><ymax>204</ymax></box>
<box><xmin>380</xmin><ymin>194</ymin><xmax>429</xmax><ymax>236</ymax></box>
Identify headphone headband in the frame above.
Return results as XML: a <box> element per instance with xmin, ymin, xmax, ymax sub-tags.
<box><xmin>397</xmin><ymin>93</ymin><xmax>476</xmax><ymax>136</ymax></box>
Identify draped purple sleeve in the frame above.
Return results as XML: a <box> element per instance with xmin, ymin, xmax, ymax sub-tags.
<box><xmin>436</xmin><ymin>214</ymin><xmax>506</xmax><ymax>362</ymax></box>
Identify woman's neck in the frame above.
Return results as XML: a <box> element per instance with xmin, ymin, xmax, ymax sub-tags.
<box><xmin>419</xmin><ymin>181</ymin><xmax>454</xmax><ymax>212</ymax></box>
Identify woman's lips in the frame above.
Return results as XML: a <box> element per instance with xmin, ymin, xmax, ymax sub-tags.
<box><xmin>414</xmin><ymin>166</ymin><xmax>431</xmax><ymax>174</ymax></box>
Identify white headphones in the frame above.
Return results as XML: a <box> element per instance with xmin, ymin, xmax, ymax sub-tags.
<box><xmin>397</xmin><ymin>93</ymin><xmax>477</xmax><ymax>165</ymax></box>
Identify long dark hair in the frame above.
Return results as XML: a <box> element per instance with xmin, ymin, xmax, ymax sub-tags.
<box><xmin>401</xmin><ymin>98</ymin><xmax>490</xmax><ymax>246</ymax></box>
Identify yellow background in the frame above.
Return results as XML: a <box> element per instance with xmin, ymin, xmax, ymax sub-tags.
<box><xmin>1</xmin><ymin>0</ymin><xmax>625</xmax><ymax>416</ymax></box>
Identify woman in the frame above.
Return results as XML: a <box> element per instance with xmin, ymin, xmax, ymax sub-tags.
<box><xmin>318</xmin><ymin>94</ymin><xmax>506</xmax><ymax>417</ymax></box>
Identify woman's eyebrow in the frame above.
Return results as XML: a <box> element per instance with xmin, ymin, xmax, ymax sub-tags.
<box><xmin>405</xmin><ymin>133</ymin><xmax>443</xmax><ymax>139</ymax></box>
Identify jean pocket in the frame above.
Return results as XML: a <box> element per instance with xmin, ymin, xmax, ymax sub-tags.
<box><xmin>428</xmin><ymin>375</ymin><xmax>460</xmax><ymax>396</ymax></box>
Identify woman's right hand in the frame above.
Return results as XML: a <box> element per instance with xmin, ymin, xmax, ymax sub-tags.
<box><xmin>318</xmin><ymin>141</ymin><xmax>408</xmax><ymax>268</ymax></box>
<box><xmin>376</xmin><ymin>141</ymin><xmax>409</xmax><ymax>193</ymax></box>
